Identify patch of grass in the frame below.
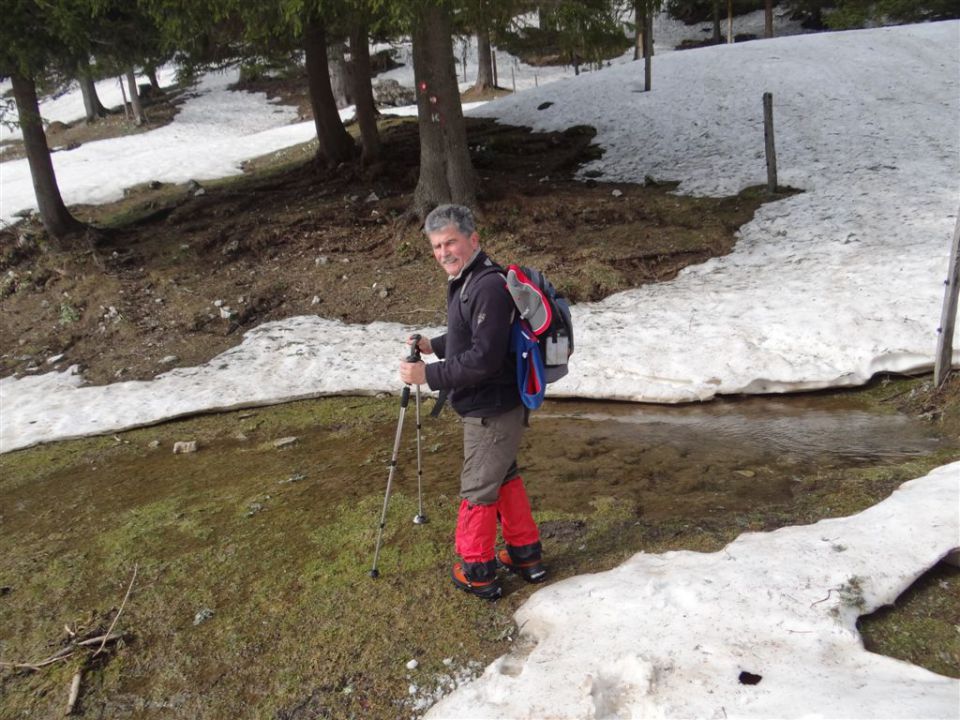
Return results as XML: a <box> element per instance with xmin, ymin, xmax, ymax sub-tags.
<box><xmin>858</xmin><ymin>562</ymin><xmax>960</xmax><ymax>679</ymax></box>
<box><xmin>1</xmin><ymin>393</ymin><xmax>958</xmax><ymax>718</ymax></box>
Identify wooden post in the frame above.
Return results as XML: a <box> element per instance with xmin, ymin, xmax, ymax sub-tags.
<box><xmin>934</xmin><ymin>213</ymin><xmax>960</xmax><ymax>387</ymax></box>
<box><xmin>727</xmin><ymin>0</ymin><xmax>734</xmax><ymax>43</ymax></box>
<box><xmin>118</xmin><ymin>77</ymin><xmax>130</xmax><ymax>121</ymax></box>
<box><xmin>644</xmin><ymin>7</ymin><xmax>653</xmax><ymax>92</ymax></box>
<box><xmin>763</xmin><ymin>92</ymin><xmax>777</xmax><ymax>194</ymax></box>
<box><xmin>511</xmin><ymin>66</ymin><xmax>516</xmax><ymax>92</ymax></box>
<box><xmin>492</xmin><ymin>50</ymin><xmax>498</xmax><ymax>88</ymax></box>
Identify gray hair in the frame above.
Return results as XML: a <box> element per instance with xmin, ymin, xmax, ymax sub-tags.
<box><xmin>423</xmin><ymin>204</ymin><xmax>477</xmax><ymax>236</ymax></box>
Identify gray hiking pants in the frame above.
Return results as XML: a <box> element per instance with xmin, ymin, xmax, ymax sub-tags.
<box><xmin>459</xmin><ymin>404</ymin><xmax>525</xmax><ymax>506</ymax></box>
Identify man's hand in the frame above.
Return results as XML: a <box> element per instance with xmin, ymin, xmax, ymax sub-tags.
<box><xmin>400</xmin><ymin>360</ymin><xmax>427</xmax><ymax>386</ymax></box>
<box><xmin>408</xmin><ymin>335</ymin><xmax>433</xmax><ymax>356</ymax></box>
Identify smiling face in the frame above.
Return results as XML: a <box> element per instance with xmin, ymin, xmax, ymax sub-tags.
<box><xmin>427</xmin><ymin>223</ymin><xmax>480</xmax><ymax>277</ymax></box>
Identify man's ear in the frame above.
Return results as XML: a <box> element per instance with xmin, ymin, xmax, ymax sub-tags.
<box><xmin>470</xmin><ymin>231</ymin><xmax>480</xmax><ymax>249</ymax></box>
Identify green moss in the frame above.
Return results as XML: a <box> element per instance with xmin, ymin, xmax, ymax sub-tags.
<box><xmin>1</xmin><ymin>392</ymin><xmax>958</xmax><ymax>718</ymax></box>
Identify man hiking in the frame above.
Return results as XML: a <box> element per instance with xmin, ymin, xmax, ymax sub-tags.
<box><xmin>399</xmin><ymin>204</ymin><xmax>546</xmax><ymax>600</ymax></box>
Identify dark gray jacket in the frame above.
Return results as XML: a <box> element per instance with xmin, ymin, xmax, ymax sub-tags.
<box><xmin>424</xmin><ymin>251</ymin><xmax>520</xmax><ymax>417</ymax></box>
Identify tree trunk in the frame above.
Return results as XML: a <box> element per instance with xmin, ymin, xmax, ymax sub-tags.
<box><xmin>10</xmin><ymin>74</ymin><xmax>85</xmax><ymax>244</ymax></box>
<box><xmin>634</xmin><ymin>2</ymin><xmax>642</xmax><ymax>60</ymax></box>
<box><xmin>125</xmin><ymin>68</ymin><xmax>146</xmax><ymax>125</ymax></box>
<box><xmin>349</xmin><ymin>22</ymin><xmax>381</xmax><ymax>166</ymax></box>
<box><xmin>145</xmin><ymin>65</ymin><xmax>161</xmax><ymax>92</ymax></box>
<box><xmin>304</xmin><ymin>16</ymin><xmax>355</xmax><ymax>168</ymax></box>
<box><xmin>328</xmin><ymin>39</ymin><xmax>353</xmax><ymax>109</ymax></box>
<box><xmin>78</xmin><ymin>60</ymin><xmax>107</xmax><ymax>122</ymax></box>
<box><xmin>643</xmin><ymin>5</ymin><xmax>653</xmax><ymax>91</ymax></box>
<box><xmin>765</xmin><ymin>0</ymin><xmax>774</xmax><ymax>38</ymax></box>
<box><xmin>411</xmin><ymin>4</ymin><xmax>476</xmax><ymax>217</ymax></box>
<box><xmin>712</xmin><ymin>0</ymin><xmax>722</xmax><ymax>43</ymax></box>
<box><xmin>727</xmin><ymin>0</ymin><xmax>734</xmax><ymax>43</ymax></box>
<box><xmin>475</xmin><ymin>30</ymin><xmax>494</xmax><ymax>89</ymax></box>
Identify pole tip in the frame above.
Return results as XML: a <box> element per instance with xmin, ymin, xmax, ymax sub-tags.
<box><xmin>369</xmin><ymin>568</ymin><xmax>380</xmax><ymax>579</ymax></box>
<box><xmin>413</xmin><ymin>514</ymin><xmax>429</xmax><ymax>525</ymax></box>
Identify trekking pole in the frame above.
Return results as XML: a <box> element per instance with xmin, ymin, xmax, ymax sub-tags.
<box><xmin>369</xmin><ymin>335</ymin><xmax>423</xmax><ymax>579</ymax></box>
<box><xmin>413</xmin><ymin>378</ymin><xmax>428</xmax><ymax>525</ymax></box>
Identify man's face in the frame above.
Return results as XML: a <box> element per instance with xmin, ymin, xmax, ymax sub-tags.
<box><xmin>427</xmin><ymin>224</ymin><xmax>479</xmax><ymax>277</ymax></box>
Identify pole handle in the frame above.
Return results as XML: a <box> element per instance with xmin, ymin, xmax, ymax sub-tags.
<box><xmin>406</xmin><ymin>333</ymin><xmax>422</xmax><ymax>363</ymax></box>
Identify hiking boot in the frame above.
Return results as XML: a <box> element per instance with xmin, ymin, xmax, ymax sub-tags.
<box><xmin>497</xmin><ymin>547</ymin><xmax>547</xmax><ymax>584</ymax></box>
<box><xmin>451</xmin><ymin>560</ymin><xmax>502</xmax><ymax>600</ymax></box>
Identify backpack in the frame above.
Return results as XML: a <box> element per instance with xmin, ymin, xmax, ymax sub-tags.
<box><xmin>504</xmin><ymin>265</ymin><xmax>574</xmax><ymax>409</ymax></box>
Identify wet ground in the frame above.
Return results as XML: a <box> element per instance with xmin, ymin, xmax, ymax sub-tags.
<box><xmin>1</xmin><ymin>383</ymin><xmax>958</xmax><ymax>718</ymax></box>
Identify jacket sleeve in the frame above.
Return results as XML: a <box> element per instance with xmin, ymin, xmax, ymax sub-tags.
<box><xmin>425</xmin><ymin>275</ymin><xmax>512</xmax><ymax>390</ymax></box>
<box><xmin>431</xmin><ymin>333</ymin><xmax>447</xmax><ymax>359</ymax></box>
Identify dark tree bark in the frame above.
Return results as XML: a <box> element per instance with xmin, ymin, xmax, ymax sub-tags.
<box><xmin>764</xmin><ymin>0</ymin><xmax>774</xmax><ymax>38</ymax></box>
<box><xmin>643</xmin><ymin>5</ymin><xmax>653</xmax><ymax>91</ymax></box>
<box><xmin>411</xmin><ymin>4</ymin><xmax>476</xmax><ymax>217</ymax></box>
<box><xmin>10</xmin><ymin>74</ymin><xmax>85</xmax><ymax>244</ymax></box>
<box><xmin>125</xmin><ymin>68</ymin><xmax>146</xmax><ymax>125</ymax></box>
<box><xmin>474</xmin><ymin>30</ymin><xmax>494</xmax><ymax>90</ymax></box>
<box><xmin>78</xmin><ymin>60</ymin><xmax>107</xmax><ymax>122</ymax></box>
<box><xmin>634</xmin><ymin>2</ymin><xmax>642</xmax><ymax>60</ymax></box>
<box><xmin>349</xmin><ymin>22</ymin><xmax>381</xmax><ymax>165</ymax></box>
<box><xmin>304</xmin><ymin>16</ymin><xmax>356</xmax><ymax>167</ymax></box>
<box><xmin>712</xmin><ymin>0</ymin><xmax>722</xmax><ymax>43</ymax></box>
<box><xmin>328</xmin><ymin>39</ymin><xmax>353</xmax><ymax>109</ymax></box>
<box><xmin>145</xmin><ymin>65</ymin><xmax>161</xmax><ymax>92</ymax></box>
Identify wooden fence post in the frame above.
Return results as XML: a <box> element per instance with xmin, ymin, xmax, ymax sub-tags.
<box><xmin>763</xmin><ymin>92</ymin><xmax>777</xmax><ymax>194</ymax></box>
<box><xmin>492</xmin><ymin>51</ymin><xmax>498</xmax><ymax>88</ymax></box>
<box><xmin>934</xmin><ymin>212</ymin><xmax>960</xmax><ymax>387</ymax></box>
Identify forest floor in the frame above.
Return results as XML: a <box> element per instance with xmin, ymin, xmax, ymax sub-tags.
<box><xmin>1</xmin><ymin>76</ymin><xmax>958</xmax><ymax>719</ymax></box>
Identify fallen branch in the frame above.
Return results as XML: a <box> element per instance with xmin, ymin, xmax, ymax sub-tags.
<box><xmin>94</xmin><ymin>564</ymin><xmax>137</xmax><ymax>657</ymax></box>
<box><xmin>0</xmin><ymin>634</ymin><xmax>125</xmax><ymax>672</ymax></box>
<box><xmin>66</xmin><ymin>670</ymin><xmax>82</xmax><ymax>715</ymax></box>
<box><xmin>0</xmin><ymin>564</ymin><xmax>136</xmax><ymax>673</ymax></box>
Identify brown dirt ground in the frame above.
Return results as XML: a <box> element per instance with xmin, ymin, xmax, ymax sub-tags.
<box><xmin>0</xmin><ymin>80</ymin><xmax>791</xmax><ymax>387</ymax></box>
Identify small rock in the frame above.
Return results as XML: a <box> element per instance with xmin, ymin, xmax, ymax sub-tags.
<box><xmin>219</xmin><ymin>306</ymin><xmax>233</xmax><ymax>320</ymax></box>
<box><xmin>378</xmin><ymin>289</ymin><xmax>389</xmax><ymax>299</ymax></box>
<box><xmin>148</xmin><ymin>440</ymin><xmax>160</xmax><ymax>449</ymax></box>
<box><xmin>173</xmin><ymin>441</ymin><xmax>198</xmax><ymax>454</ymax></box>
<box><xmin>365</xmin><ymin>191</ymin><xmax>380</xmax><ymax>203</ymax></box>
<box><xmin>246</xmin><ymin>502</ymin><xmax>264</xmax><ymax>517</ymax></box>
<box><xmin>442</xmin><ymin>657</ymin><xmax>453</xmax><ymax>666</ymax></box>
<box><xmin>316</xmin><ymin>256</ymin><xmax>328</xmax><ymax>266</ymax></box>
<box><xmin>537</xmin><ymin>101</ymin><xmax>554</xmax><ymax>110</ymax></box>
<box><xmin>46</xmin><ymin>353</ymin><xmax>65</xmax><ymax>364</ymax></box>
<box><xmin>406</xmin><ymin>659</ymin><xmax>419</xmax><ymax>670</ymax></box>
<box><xmin>734</xmin><ymin>470</ymin><xmax>755</xmax><ymax>478</ymax></box>
<box><xmin>235</xmin><ymin>432</ymin><xmax>248</xmax><ymax>441</ymax></box>
<box><xmin>148</xmin><ymin>180</ymin><xmax>162</xmax><ymax>190</ymax></box>
<box><xmin>222</xmin><ymin>239</ymin><xmax>240</xmax><ymax>256</ymax></box>
<box><xmin>611</xmin><ymin>189</ymin><xmax>623</xmax><ymax>197</ymax></box>
<box><xmin>408</xmin><ymin>685</ymin><xmax>417</xmax><ymax>696</ymax></box>
<box><xmin>279</xmin><ymin>472</ymin><xmax>306</xmax><ymax>484</ymax></box>
<box><xmin>273</xmin><ymin>436</ymin><xmax>299</xmax><ymax>449</ymax></box>
<box><xmin>213</xmin><ymin>299</ymin><xmax>224</xmax><ymax>307</ymax></box>
<box><xmin>311</xmin><ymin>295</ymin><xmax>321</xmax><ymax>305</ymax></box>
<box><xmin>160</xmin><ymin>355</ymin><xmax>179</xmax><ymax>365</ymax></box>
<box><xmin>193</xmin><ymin>608</ymin><xmax>214</xmax><ymax>625</ymax></box>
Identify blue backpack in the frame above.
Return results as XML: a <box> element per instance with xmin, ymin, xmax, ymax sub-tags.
<box><xmin>505</xmin><ymin>265</ymin><xmax>574</xmax><ymax>409</ymax></box>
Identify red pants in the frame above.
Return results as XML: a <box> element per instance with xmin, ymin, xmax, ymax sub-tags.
<box><xmin>455</xmin><ymin>476</ymin><xmax>540</xmax><ymax>563</ymax></box>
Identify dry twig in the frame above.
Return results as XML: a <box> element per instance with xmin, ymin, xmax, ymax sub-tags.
<box><xmin>94</xmin><ymin>564</ymin><xmax>138</xmax><ymax>657</ymax></box>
